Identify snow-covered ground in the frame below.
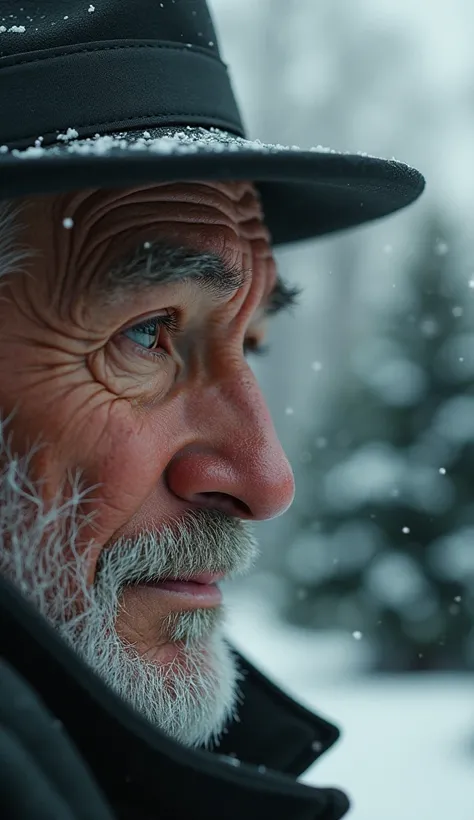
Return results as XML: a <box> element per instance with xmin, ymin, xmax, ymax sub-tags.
<box><xmin>225</xmin><ymin>590</ymin><xmax>474</xmax><ymax>820</ymax></box>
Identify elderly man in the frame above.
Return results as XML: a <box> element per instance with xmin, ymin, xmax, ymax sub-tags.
<box><xmin>0</xmin><ymin>1</ymin><xmax>425</xmax><ymax>818</ymax></box>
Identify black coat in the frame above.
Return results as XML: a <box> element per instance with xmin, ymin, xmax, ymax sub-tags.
<box><xmin>0</xmin><ymin>576</ymin><xmax>350</xmax><ymax>820</ymax></box>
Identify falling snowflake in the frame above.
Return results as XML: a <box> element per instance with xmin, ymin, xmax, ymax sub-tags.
<box><xmin>402</xmin><ymin>526</ymin><xmax>410</xmax><ymax>534</ymax></box>
<box><xmin>420</xmin><ymin>317</ymin><xmax>439</xmax><ymax>338</ymax></box>
<box><xmin>143</xmin><ymin>241</ymin><xmax>151</xmax><ymax>249</ymax></box>
<box><xmin>285</xmin><ymin>407</ymin><xmax>294</xmax><ymax>415</ymax></box>
<box><xmin>62</xmin><ymin>218</ymin><xmax>74</xmax><ymax>229</ymax></box>
<box><xmin>454</xmin><ymin>595</ymin><xmax>462</xmax><ymax>603</ymax></box>
<box><xmin>352</xmin><ymin>631</ymin><xmax>363</xmax><ymax>640</ymax></box>
<box><xmin>311</xmin><ymin>361</ymin><xmax>323</xmax><ymax>372</ymax></box>
<box><xmin>469</xmin><ymin>279</ymin><xmax>474</xmax><ymax>289</ymax></box>
<box><xmin>88</xmin><ymin>4</ymin><xmax>95</xmax><ymax>12</ymax></box>
<box><xmin>452</xmin><ymin>306</ymin><xmax>463</xmax><ymax>317</ymax></box>
<box><xmin>434</xmin><ymin>239</ymin><xmax>449</xmax><ymax>256</ymax></box>
<box><xmin>439</xmin><ymin>467</ymin><xmax>446</xmax><ymax>475</ymax></box>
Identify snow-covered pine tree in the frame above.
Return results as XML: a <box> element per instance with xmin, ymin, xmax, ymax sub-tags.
<box><xmin>283</xmin><ymin>215</ymin><xmax>474</xmax><ymax>672</ymax></box>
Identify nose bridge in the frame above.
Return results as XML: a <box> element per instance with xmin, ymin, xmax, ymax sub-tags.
<box><xmin>203</xmin><ymin>369</ymin><xmax>285</xmax><ymax>471</ymax></box>
<box><xmin>167</xmin><ymin>367</ymin><xmax>295</xmax><ymax>521</ymax></box>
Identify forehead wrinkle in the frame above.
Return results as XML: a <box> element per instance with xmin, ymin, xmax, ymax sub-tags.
<box><xmin>46</xmin><ymin>189</ymin><xmax>123</xmax><ymax>315</ymax></box>
<box><xmin>104</xmin><ymin>183</ymin><xmax>267</xmax><ymax>249</ymax></box>
<box><xmin>53</xmin><ymin>203</ymin><xmax>161</xmax><ymax>316</ymax></box>
<box><xmin>51</xmin><ymin>181</ymin><xmax>269</xmax><ymax>317</ymax></box>
<box><xmin>54</xmin><ymin>188</ymin><xmax>154</xmax><ymax>274</ymax></box>
<box><xmin>53</xmin><ymin>180</ymin><xmax>264</xmax><ymax>244</ymax></box>
<box><xmin>74</xmin><ymin>199</ymin><xmax>239</xmax><ymax>280</ymax></box>
<box><xmin>79</xmin><ymin>182</ymin><xmax>259</xmax><ymax>227</ymax></box>
<box><xmin>170</xmin><ymin>185</ymin><xmax>261</xmax><ymax>227</ymax></box>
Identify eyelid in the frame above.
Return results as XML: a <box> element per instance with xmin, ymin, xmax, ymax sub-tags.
<box><xmin>130</xmin><ymin>312</ymin><xmax>181</xmax><ymax>337</ymax></box>
<box><xmin>120</xmin><ymin>308</ymin><xmax>180</xmax><ymax>335</ymax></box>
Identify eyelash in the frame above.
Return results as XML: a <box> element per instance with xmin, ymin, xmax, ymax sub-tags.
<box><xmin>122</xmin><ymin>312</ymin><xmax>181</xmax><ymax>359</ymax></box>
<box><xmin>122</xmin><ymin>313</ymin><xmax>270</xmax><ymax>359</ymax></box>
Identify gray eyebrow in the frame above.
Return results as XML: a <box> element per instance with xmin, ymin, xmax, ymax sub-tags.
<box><xmin>103</xmin><ymin>240</ymin><xmax>249</xmax><ymax>300</ymax></box>
<box><xmin>100</xmin><ymin>240</ymin><xmax>301</xmax><ymax>317</ymax></box>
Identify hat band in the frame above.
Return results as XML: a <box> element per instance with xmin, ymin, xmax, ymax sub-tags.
<box><xmin>0</xmin><ymin>40</ymin><xmax>245</xmax><ymax>149</ymax></box>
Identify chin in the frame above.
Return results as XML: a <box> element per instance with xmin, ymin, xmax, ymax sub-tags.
<box><xmin>146</xmin><ymin>629</ymin><xmax>241</xmax><ymax>749</ymax></box>
<box><xmin>70</xmin><ymin>612</ymin><xmax>241</xmax><ymax>749</ymax></box>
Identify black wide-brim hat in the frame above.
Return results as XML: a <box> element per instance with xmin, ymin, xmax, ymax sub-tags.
<box><xmin>0</xmin><ymin>0</ymin><xmax>425</xmax><ymax>246</ymax></box>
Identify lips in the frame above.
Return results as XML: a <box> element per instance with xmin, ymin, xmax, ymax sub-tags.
<box><xmin>139</xmin><ymin>572</ymin><xmax>225</xmax><ymax>607</ymax></box>
<box><xmin>181</xmin><ymin>572</ymin><xmax>225</xmax><ymax>585</ymax></box>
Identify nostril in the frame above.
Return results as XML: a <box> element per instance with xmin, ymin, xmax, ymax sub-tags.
<box><xmin>197</xmin><ymin>492</ymin><xmax>252</xmax><ymax>518</ymax></box>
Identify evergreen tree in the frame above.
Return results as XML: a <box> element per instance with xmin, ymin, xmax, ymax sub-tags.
<box><xmin>283</xmin><ymin>216</ymin><xmax>474</xmax><ymax>672</ymax></box>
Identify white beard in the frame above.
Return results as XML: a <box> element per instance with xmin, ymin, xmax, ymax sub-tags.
<box><xmin>0</xmin><ymin>415</ymin><xmax>260</xmax><ymax>748</ymax></box>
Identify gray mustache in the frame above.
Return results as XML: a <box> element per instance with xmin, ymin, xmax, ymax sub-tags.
<box><xmin>95</xmin><ymin>507</ymin><xmax>259</xmax><ymax>588</ymax></box>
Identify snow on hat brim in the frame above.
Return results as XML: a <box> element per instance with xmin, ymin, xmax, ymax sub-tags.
<box><xmin>0</xmin><ymin>126</ymin><xmax>425</xmax><ymax>246</ymax></box>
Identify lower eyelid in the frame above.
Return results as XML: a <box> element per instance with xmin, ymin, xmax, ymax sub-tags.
<box><xmin>112</xmin><ymin>331</ymin><xmax>168</xmax><ymax>364</ymax></box>
<box><xmin>128</xmin><ymin>339</ymin><xmax>168</xmax><ymax>362</ymax></box>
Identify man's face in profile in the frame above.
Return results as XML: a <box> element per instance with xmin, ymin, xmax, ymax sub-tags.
<box><xmin>0</xmin><ymin>180</ymin><xmax>297</xmax><ymax>748</ymax></box>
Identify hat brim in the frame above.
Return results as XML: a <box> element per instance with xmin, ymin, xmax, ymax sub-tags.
<box><xmin>0</xmin><ymin>126</ymin><xmax>425</xmax><ymax>246</ymax></box>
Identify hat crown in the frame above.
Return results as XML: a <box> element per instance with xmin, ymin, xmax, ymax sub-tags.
<box><xmin>0</xmin><ymin>0</ymin><xmax>244</xmax><ymax>149</ymax></box>
<box><xmin>0</xmin><ymin>0</ymin><xmax>425</xmax><ymax>246</ymax></box>
<box><xmin>0</xmin><ymin>0</ymin><xmax>220</xmax><ymax>58</ymax></box>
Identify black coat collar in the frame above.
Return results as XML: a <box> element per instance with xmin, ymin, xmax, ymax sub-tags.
<box><xmin>0</xmin><ymin>577</ymin><xmax>349</xmax><ymax>820</ymax></box>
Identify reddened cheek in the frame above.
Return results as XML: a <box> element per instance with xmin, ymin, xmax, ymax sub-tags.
<box><xmin>72</xmin><ymin>407</ymin><xmax>170</xmax><ymax>547</ymax></box>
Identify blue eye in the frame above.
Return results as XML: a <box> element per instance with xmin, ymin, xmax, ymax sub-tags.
<box><xmin>122</xmin><ymin>313</ymin><xmax>180</xmax><ymax>352</ymax></box>
<box><xmin>123</xmin><ymin>318</ymin><xmax>160</xmax><ymax>350</ymax></box>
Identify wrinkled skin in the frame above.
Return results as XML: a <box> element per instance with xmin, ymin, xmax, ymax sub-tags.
<box><xmin>0</xmin><ymin>180</ymin><xmax>295</xmax><ymax>658</ymax></box>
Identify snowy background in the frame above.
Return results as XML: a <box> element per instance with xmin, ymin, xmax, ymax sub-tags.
<box><xmin>226</xmin><ymin>590</ymin><xmax>474</xmax><ymax>820</ymax></box>
<box><xmin>208</xmin><ymin>0</ymin><xmax>474</xmax><ymax>817</ymax></box>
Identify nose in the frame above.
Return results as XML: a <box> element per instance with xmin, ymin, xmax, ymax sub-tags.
<box><xmin>165</xmin><ymin>375</ymin><xmax>295</xmax><ymax>521</ymax></box>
